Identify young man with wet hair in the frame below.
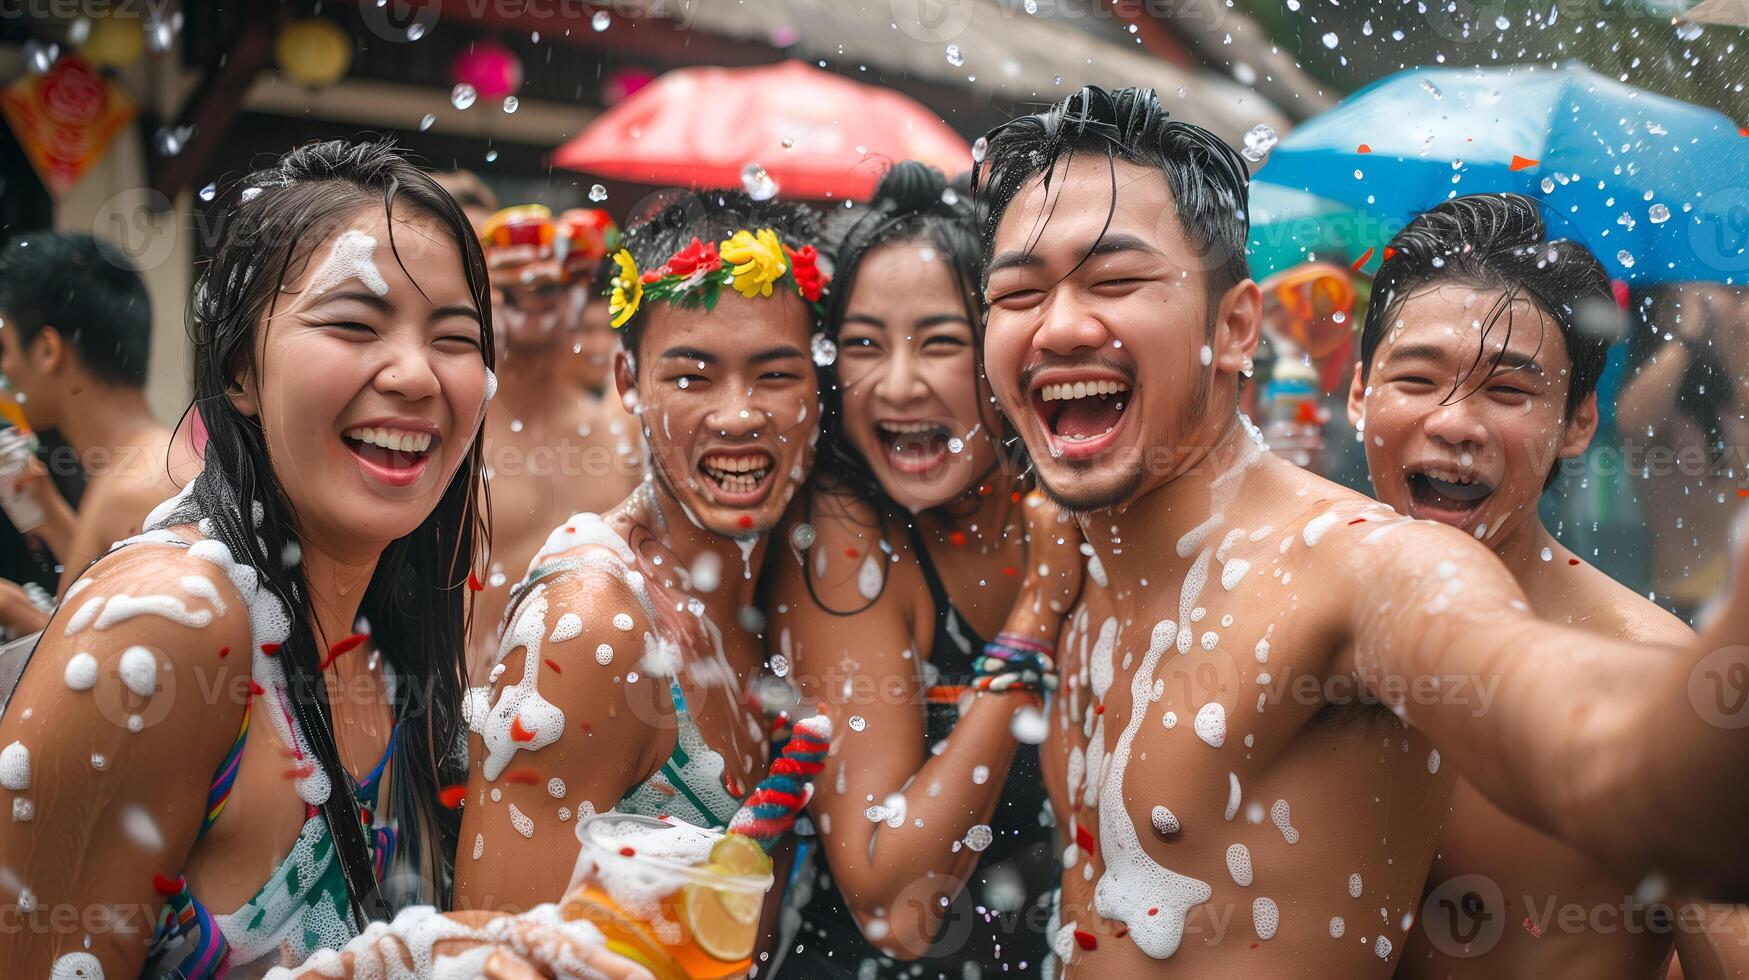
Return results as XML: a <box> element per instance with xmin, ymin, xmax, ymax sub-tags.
<box><xmin>0</xmin><ymin>233</ymin><xmax>187</xmax><ymax>634</ymax></box>
<box><xmin>1348</xmin><ymin>193</ymin><xmax>1749</xmax><ymax>979</ymax></box>
<box><xmin>971</xmin><ymin>85</ymin><xmax>1749</xmax><ymax>975</ymax></box>
<box><xmin>454</xmin><ymin>192</ymin><xmax>830</xmax><ymax>919</ymax></box>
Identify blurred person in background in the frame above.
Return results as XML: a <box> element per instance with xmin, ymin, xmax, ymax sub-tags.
<box><xmin>470</xmin><ymin>205</ymin><xmax>643</xmax><ymax>678</ymax></box>
<box><xmin>432</xmin><ymin>168</ymin><xmax>499</xmax><ymax>234</ymax></box>
<box><xmin>1616</xmin><ymin>282</ymin><xmax>1749</xmax><ymax>624</ymax></box>
<box><xmin>1256</xmin><ymin>261</ymin><xmax>1372</xmax><ymax>490</ymax></box>
<box><xmin>0</xmin><ymin>233</ymin><xmax>192</xmax><ymax>636</ymax></box>
<box><xmin>1347</xmin><ymin>194</ymin><xmax>1749</xmax><ymax>980</ymax></box>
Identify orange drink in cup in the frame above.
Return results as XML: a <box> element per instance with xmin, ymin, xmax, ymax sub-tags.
<box><xmin>559</xmin><ymin>814</ymin><xmax>772</xmax><ymax>980</ymax></box>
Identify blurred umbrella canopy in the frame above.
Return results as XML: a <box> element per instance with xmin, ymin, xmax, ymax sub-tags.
<box><xmin>1255</xmin><ymin>63</ymin><xmax>1749</xmax><ymax>284</ymax></box>
<box><xmin>553</xmin><ymin>60</ymin><xmax>971</xmax><ymax>200</ymax></box>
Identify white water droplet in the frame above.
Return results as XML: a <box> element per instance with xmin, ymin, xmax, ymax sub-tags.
<box><xmin>945</xmin><ymin>44</ymin><xmax>965</xmax><ymax>67</ymax></box>
<box><xmin>1648</xmin><ymin>203</ymin><xmax>1671</xmax><ymax>224</ymax></box>
<box><xmin>588</xmin><ymin>184</ymin><xmax>608</xmax><ymax>203</ymax></box>
<box><xmin>1616</xmin><ymin>249</ymin><xmax>1636</xmax><ymax>269</ymax></box>
<box><xmin>741</xmin><ymin>163</ymin><xmax>779</xmax><ymax>202</ymax></box>
<box><xmin>451</xmin><ymin>84</ymin><xmax>477</xmax><ymax>110</ymax></box>
<box><xmin>1240</xmin><ymin>123</ymin><xmax>1277</xmax><ymax>163</ymax></box>
<box><xmin>419</xmin><ymin>113</ymin><xmax>436</xmax><ymax>131</ymax></box>
<box><xmin>971</xmin><ymin>136</ymin><xmax>989</xmax><ymax>163</ymax></box>
<box><xmin>848</xmin><ymin>714</ymin><xmax>867</xmax><ymax>732</ymax></box>
<box><xmin>1320</xmin><ymin>32</ymin><xmax>1339</xmax><ymax>49</ymax></box>
<box><xmin>591</xmin><ymin>10</ymin><xmax>610</xmax><ymax>31</ymax></box>
<box><xmin>502</xmin><ymin>96</ymin><xmax>519</xmax><ymax>114</ymax></box>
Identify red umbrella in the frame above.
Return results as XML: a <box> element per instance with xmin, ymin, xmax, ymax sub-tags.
<box><xmin>553</xmin><ymin>60</ymin><xmax>971</xmax><ymax>201</ymax></box>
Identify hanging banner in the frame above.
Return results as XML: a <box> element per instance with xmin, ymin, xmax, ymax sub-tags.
<box><xmin>0</xmin><ymin>54</ymin><xmax>137</xmax><ymax>198</ymax></box>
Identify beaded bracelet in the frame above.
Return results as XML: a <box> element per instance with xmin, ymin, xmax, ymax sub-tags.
<box><xmin>973</xmin><ymin>631</ymin><xmax>1059</xmax><ymax>694</ymax></box>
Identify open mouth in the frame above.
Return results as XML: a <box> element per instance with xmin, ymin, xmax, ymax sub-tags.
<box><xmin>343</xmin><ymin>425</ymin><xmax>439</xmax><ymax>488</ymax></box>
<box><xmin>698</xmin><ymin>448</ymin><xmax>776</xmax><ymax>507</ymax></box>
<box><xmin>1034</xmin><ymin>378</ymin><xmax>1132</xmax><ymax>459</ymax></box>
<box><xmin>1404</xmin><ymin>466</ymin><xmax>1494</xmax><ymax>527</ymax></box>
<box><xmin>875</xmin><ymin>420</ymin><xmax>952</xmax><ymax>475</ymax></box>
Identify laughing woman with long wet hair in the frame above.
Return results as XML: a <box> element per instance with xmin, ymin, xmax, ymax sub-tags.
<box><xmin>767</xmin><ymin>162</ymin><xmax>1082</xmax><ymax>977</ymax></box>
<box><xmin>0</xmin><ymin>141</ymin><xmax>628</xmax><ymax>978</ymax></box>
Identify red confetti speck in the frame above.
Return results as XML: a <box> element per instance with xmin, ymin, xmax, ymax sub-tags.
<box><xmin>724</xmin><ymin>772</ymin><xmax>743</xmax><ymax>797</ymax></box>
<box><xmin>1073</xmin><ymin>929</ymin><xmax>1098</xmax><ymax>951</ymax></box>
<box><xmin>218</xmin><ymin>646</ymin><xmax>230</xmax><ymax>658</ymax></box>
<box><xmin>260</xmin><ymin>643</ymin><xmax>280</xmax><ymax>656</ymax></box>
<box><xmin>545</xmin><ymin>658</ymin><xmax>563</xmax><ymax>674</ymax></box>
<box><xmin>1114</xmin><ymin>926</ymin><xmax>1129</xmax><ymax>939</ymax></box>
<box><xmin>1293</xmin><ymin>400</ymin><xmax>1321</xmax><ymax>425</ymax></box>
<box><xmin>1509</xmin><ymin>154</ymin><xmax>1539</xmax><ymax>171</ymax></box>
<box><xmin>1568</xmin><ymin>558</ymin><xmax>1581</xmax><ymax>566</ymax></box>
<box><xmin>1094</xmin><ymin>702</ymin><xmax>1105</xmax><ymax>715</ymax></box>
<box><xmin>737</xmin><ymin>514</ymin><xmax>754</xmax><ymax>529</ymax></box>
<box><xmin>845</xmin><ymin>547</ymin><xmax>859</xmax><ymax>558</ymax></box>
<box><xmin>504</xmin><ymin>769</ymin><xmax>541</xmax><ymax>785</ymax></box>
<box><xmin>1010</xmin><ymin>491</ymin><xmax>1022</xmax><ymax>503</ymax></box>
<box><xmin>468</xmin><ymin>570</ymin><xmax>485</xmax><ymax>592</ymax></box>
<box><xmin>948</xmin><ymin>531</ymin><xmax>966</xmax><ymax>547</ymax></box>
<box><xmin>510</xmin><ymin>716</ymin><xmax>536</xmax><ymax>742</ymax></box>
<box><xmin>1075</xmin><ymin>824</ymin><xmax>1095</xmax><ymax>851</ymax></box>
<box><xmin>1739</xmin><ymin>127</ymin><xmax>1748</xmax><ymax>137</ymax></box>
<box><xmin>1382</xmin><ymin>246</ymin><xmax>1397</xmax><ymax>261</ymax></box>
<box><xmin>1356</xmin><ymin>143</ymin><xmax>1371</xmax><ymax>153</ymax></box>
<box><xmin>1350</xmin><ymin>246</ymin><xmax>1375</xmax><ymax>272</ymax></box>
<box><xmin>1250</xmin><ymin>942</ymin><xmax>1259</xmax><ymax>949</ymax></box>
<box><xmin>565</xmin><ymin>526</ymin><xmax>575</xmax><ymax>533</ymax></box>
<box><xmin>1148</xmin><ymin>907</ymin><xmax>1159</xmax><ymax>916</ymax></box>
<box><xmin>248</xmin><ymin>679</ymin><xmax>266</xmax><ymax>697</ymax></box>
<box><xmin>1348</xmin><ymin>518</ymin><xmax>1367</xmax><ymax>525</ymax></box>
<box><xmin>283</xmin><ymin>763</ymin><xmax>315</xmax><ymax>780</ymax></box>
<box><xmin>319</xmin><ymin>633</ymin><xmax>370</xmax><ymax>671</ymax></box>
<box><xmin>978</xmin><ymin>483</ymin><xmax>994</xmax><ymax>496</ymax></box>
<box><xmin>580</xmin><ymin>721</ymin><xmax>593</xmax><ymax>734</ymax></box>
<box><xmin>1612</xmin><ymin>279</ymin><xmax>1631</xmax><ymax>312</ymax></box>
<box><xmin>1738</xmin><ymin>488</ymin><xmax>1749</xmax><ymax>498</ymax></box>
<box><xmin>152</xmin><ymin>873</ymin><xmax>182</xmax><ymax>895</ymax></box>
<box><xmin>439</xmin><ymin>785</ymin><xmax>468</xmax><ymax>808</ymax></box>
<box><xmin>1002</xmin><ymin>566</ymin><xmax>1017</xmax><ymax>577</ymax></box>
<box><xmin>1523</xmin><ymin>917</ymin><xmax>1543</xmax><ymax>938</ymax></box>
<box><xmin>619</xmin><ymin>846</ymin><xmax>636</xmax><ymax>857</ymax></box>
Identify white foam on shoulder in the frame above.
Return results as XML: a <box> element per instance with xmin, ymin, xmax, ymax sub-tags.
<box><xmin>477</xmin><ymin>587</ymin><xmax>566</xmax><ymax>780</ymax></box>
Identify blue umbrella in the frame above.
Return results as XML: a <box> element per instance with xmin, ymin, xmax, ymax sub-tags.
<box><xmin>1255</xmin><ymin>63</ymin><xmax>1749</xmax><ymax>284</ymax></box>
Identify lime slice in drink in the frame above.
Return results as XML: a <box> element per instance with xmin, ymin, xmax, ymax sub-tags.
<box><xmin>680</xmin><ymin>834</ymin><xmax>771</xmax><ymax>960</ymax></box>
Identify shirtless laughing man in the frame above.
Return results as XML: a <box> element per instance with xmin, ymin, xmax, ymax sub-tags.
<box><xmin>1347</xmin><ymin>196</ymin><xmax>1749</xmax><ymax>980</ymax></box>
<box><xmin>972</xmin><ymin>86</ymin><xmax>1749</xmax><ymax>976</ymax></box>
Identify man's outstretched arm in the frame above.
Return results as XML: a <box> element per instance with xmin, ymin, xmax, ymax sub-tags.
<box><xmin>1325</xmin><ymin>512</ymin><xmax>1749</xmax><ymax>900</ymax></box>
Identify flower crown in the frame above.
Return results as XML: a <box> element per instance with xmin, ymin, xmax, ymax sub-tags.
<box><xmin>606</xmin><ymin>227</ymin><xmax>827</xmax><ymax>330</ymax></box>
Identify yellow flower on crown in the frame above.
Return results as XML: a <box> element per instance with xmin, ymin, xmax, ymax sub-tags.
<box><xmin>607</xmin><ymin>249</ymin><xmax>642</xmax><ymax>329</ymax></box>
<box><xmin>720</xmin><ymin>228</ymin><xmax>788</xmax><ymax>299</ymax></box>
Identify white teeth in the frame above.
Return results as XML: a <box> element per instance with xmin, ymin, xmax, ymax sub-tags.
<box><xmin>702</xmin><ymin>453</ymin><xmax>771</xmax><ymax>474</ymax></box>
<box><xmin>1423</xmin><ymin>468</ymin><xmax>1475</xmax><ymax>486</ymax></box>
<box><xmin>877</xmin><ymin>421</ymin><xmax>945</xmax><ymax>435</ymax></box>
<box><xmin>1039</xmin><ymin>380</ymin><xmax>1131</xmax><ymax>402</ymax></box>
<box><xmin>344</xmin><ymin>427</ymin><xmax>433</xmax><ymax>453</ymax></box>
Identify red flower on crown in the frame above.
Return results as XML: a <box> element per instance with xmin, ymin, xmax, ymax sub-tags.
<box><xmin>785</xmin><ymin>244</ymin><xmax>825</xmax><ymax>302</ymax></box>
<box><xmin>665</xmin><ymin>237</ymin><xmax>722</xmax><ymax>278</ymax></box>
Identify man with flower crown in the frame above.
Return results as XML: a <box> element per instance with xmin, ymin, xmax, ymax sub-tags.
<box><xmin>453</xmin><ymin>191</ymin><xmax>832</xmax><ymax>958</ymax></box>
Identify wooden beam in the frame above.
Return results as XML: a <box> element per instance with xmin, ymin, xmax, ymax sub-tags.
<box><xmin>147</xmin><ymin>14</ymin><xmax>276</xmax><ymax>209</ymax></box>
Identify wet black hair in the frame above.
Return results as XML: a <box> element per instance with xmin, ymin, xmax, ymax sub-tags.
<box><xmin>970</xmin><ymin>85</ymin><xmax>1252</xmax><ymax>306</ymax></box>
<box><xmin>612</xmin><ymin>189</ymin><xmax>825</xmax><ymax>355</ymax></box>
<box><xmin>814</xmin><ymin>161</ymin><xmax>996</xmax><ymax>513</ymax></box>
<box><xmin>0</xmin><ymin>232</ymin><xmax>152</xmax><ymax>386</ymax></box>
<box><xmin>1358</xmin><ymin>193</ymin><xmax>1615</xmax><ymax>492</ymax></box>
<box><xmin>165</xmin><ymin>138</ymin><xmax>491</xmax><ymax>923</ymax></box>
<box><xmin>1359</xmin><ymin>193</ymin><xmax>1614</xmax><ymax>417</ymax></box>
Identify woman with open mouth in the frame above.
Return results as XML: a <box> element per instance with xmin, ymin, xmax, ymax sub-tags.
<box><xmin>767</xmin><ymin>162</ymin><xmax>1083</xmax><ymax>977</ymax></box>
<box><xmin>0</xmin><ymin>141</ymin><xmax>634</xmax><ymax>978</ymax></box>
